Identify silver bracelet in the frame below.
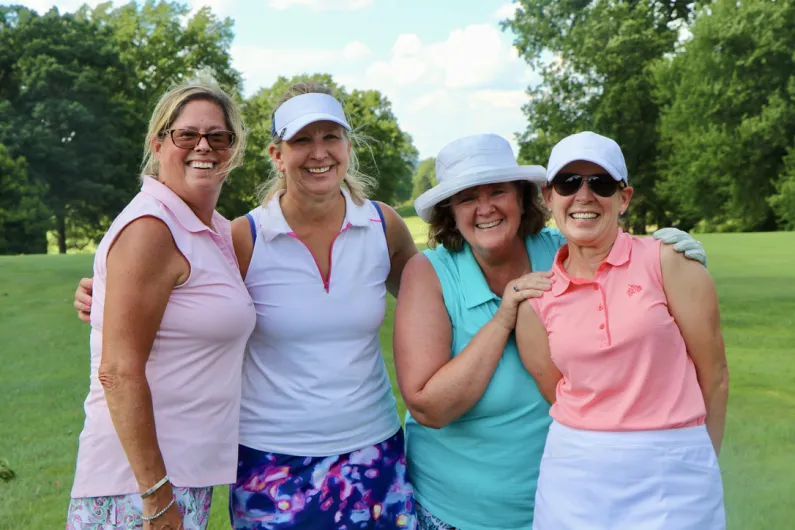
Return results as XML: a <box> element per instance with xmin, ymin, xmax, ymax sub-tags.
<box><xmin>141</xmin><ymin>496</ymin><xmax>175</xmax><ymax>522</ymax></box>
<box><xmin>140</xmin><ymin>475</ymin><xmax>170</xmax><ymax>499</ymax></box>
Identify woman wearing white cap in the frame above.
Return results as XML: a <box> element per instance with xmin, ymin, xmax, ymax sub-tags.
<box><xmin>393</xmin><ymin>133</ymin><xmax>709</xmax><ymax>530</ymax></box>
<box><xmin>517</xmin><ymin>132</ymin><xmax>727</xmax><ymax>529</ymax></box>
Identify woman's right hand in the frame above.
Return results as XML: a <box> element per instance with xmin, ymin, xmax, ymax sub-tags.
<box><xmin>74</xmin><ymin>277</ymin><xmax>94</xmax><ymax>322</ymax></box>
<box><xmin>493</xmin><ymin>271</ymin><xmax>554</xmax><ymax>331</ymax></box>
<box><xmin>142</xmin><ymin>490</ymin><xmax>184</xmax><ymax>530</ymax></box>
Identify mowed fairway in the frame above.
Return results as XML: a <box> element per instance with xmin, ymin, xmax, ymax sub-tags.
<box><xmin>0</xmin><ymin>229</ymin><xmax>793</xmax><ymax>529</ymax></box>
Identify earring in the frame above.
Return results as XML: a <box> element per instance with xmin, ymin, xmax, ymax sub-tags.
<box><xmin>278</xmin><ymin>171</ymin><xmax>285</xmax><ymax>179</ymax></box>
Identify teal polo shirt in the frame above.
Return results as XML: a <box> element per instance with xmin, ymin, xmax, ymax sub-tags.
<box><xmin>405</xmin><ymin>227</ymin><xmax>566</xmax><ymax>530</ymax></box>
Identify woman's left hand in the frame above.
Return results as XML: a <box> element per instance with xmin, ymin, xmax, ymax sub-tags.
<box><xmin>510</xmin><ymin>270</ymin><xmax>554</xmax><ymax>300</ymax></box>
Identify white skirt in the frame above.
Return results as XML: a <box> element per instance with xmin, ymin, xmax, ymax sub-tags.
<box><xmin>533</xmin><ymin>421</ymin><xmax>726</xmax><ymax>530</ymax></box>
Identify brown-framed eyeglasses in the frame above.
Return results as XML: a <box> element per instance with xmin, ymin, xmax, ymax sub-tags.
<box><xmin>163</xmin><ymin>129</ymin><xmax>236</xmax><ymax>150</ymax></box>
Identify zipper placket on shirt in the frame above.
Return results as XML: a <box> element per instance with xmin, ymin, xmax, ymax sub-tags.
<box><xmin>288</xmin><ymin>222</ymin><xmax>352</xmax><ymax>293</ymax></box>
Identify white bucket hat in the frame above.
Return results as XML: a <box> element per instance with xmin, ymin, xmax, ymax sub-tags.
<box><xmin>414</xmin><ymin>134</ymin><xmax>547</xmax><ymax>222</ymax></box>
<box><xmin>271</xmin><ymin>92</ymin><xmax>351</xmax><ymax>141</ymax></box>
<box><xmin>546</xmin><ymin>131</ymin><xmax>628</xmax><ymax>183</ymax></box>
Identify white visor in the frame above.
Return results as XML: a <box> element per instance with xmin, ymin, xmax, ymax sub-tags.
<box><xmin>272</xmin><ymin>93</ymin><xmax>351</xmax><ymax>141</ymax></box>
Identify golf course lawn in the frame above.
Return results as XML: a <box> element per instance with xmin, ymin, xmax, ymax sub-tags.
<box><xmin>1</xmin><ymin>228</ymin><xmax>792</xmax><ymax>528</ymax></box>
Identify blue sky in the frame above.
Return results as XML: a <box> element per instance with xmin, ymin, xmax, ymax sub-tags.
<box><xmin>13</xmin><ymin>0</ymin><xmax>540</xmax><ymax>159</ymax></box>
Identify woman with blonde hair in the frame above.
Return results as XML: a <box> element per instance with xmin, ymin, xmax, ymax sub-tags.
<box><xmin>227</xmin><ymin>82</ymin><xmax>418</xmax><ymax>529</ymax></box>
<box><xmin>67</xmin><ymin>82</ymin><xmax>255</xmax><ymax>529</ymax></box>
<box><xmin>73</xmin><ymin>81</ymin><xmax>419</xmax><ymax>529</ymax></box>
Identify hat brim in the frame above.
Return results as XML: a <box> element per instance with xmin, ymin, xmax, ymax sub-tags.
<box><xmin>546</xmin><ymin>151</ymin><xmax>626</xmax><ymax>184</ymax></box>
<box><xmin>414</xmin><ymin>165</ymin><xmax>547</xmax><ymax>223</ymax></box>
<box><xmin>279</xmin><ymin>113</ymin><xmax>351</xmax><ymax>141</ymax></box>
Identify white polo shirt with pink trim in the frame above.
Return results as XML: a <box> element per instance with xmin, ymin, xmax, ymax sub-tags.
<box><xmin>71</xmin><ymin>176</ymin><xmax>255</xmax><ymax>498</ymax></box>
<box><xmin>239</xmin><ymin>190</ymin><xmax>400</xmax><ymax>456</ymax></box>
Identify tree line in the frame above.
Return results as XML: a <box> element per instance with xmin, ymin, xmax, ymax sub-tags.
<box><xmin>2</xmin><ymin>0</ymin><xmax>793</xmax><ymax>255</ymax></box>
<box><xmin>0</xmin><ymin>1</ymin><xmax>417</xmax><ymax>255</ymax></box>
<box><xmin>500</xmin><ymin>0</ymin><xmax>795</xmax><ymax>233</ymax></box>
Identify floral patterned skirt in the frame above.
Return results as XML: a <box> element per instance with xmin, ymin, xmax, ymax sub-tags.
<box><xmin>66</xmin><ymin>486</ymin><xmax>212</xmax><ymax>529</ymax></box>
<box><xmin>230</xmin><ymin>429</ymin><xmax>416</xmax><ymax>529</ymax></box>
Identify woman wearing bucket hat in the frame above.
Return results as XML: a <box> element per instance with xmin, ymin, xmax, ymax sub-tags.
<box><xmin>73</xmin><ymin>82</ymin><xmax>419</xmax><ymax>529</ymax></box>
<box><xmin>393</xmin><ymin>133</ymin><xmax>710</xmax><ymax>530</ymax></box>
<box><xmin>516</xmin><ymin>132</ymin><xmax>727</xmax><ymax>529</ymax></box>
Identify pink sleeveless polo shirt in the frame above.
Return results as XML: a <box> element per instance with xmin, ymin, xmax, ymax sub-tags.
<box><xmin>71</xmin><ymin>176</ymin><xmax>255</xmax><ymax>498</ymax></box>
<box><xmin>529</xmin><ymin>229</ymin><xmax>706</xmax><ymax>431</ymax></box>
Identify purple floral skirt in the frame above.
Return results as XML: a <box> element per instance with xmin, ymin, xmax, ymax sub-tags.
<box><xmin>229</xmin><ymin>429</ymin><xmax>416</xmax><ymax>529</ymax></box>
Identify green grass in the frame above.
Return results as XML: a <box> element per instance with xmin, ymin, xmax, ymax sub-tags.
<box><xmin>1</xmin><ymin>226</ymin><xmax>793</xmax><ymax>529</ymax></box>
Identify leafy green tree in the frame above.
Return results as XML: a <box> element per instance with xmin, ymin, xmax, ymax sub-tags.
<box><xmin>0</xmin><ymin>6</ymin><xmax>137</xmax><ymax>253</ymax></box>
<box><xmin>0</xmin><ymin>145</ymin><xmax>49</xmax><ymax>254</ymax></box>
<box><xmin>411</xmin><ymin>157</ymin><xmax>436</xmax><ymax>200</ymax></box>
<box><xmin>346</xmin><ymin>88</ymin><xmax>418</xmax><ymax>204</ymax></box>
<box><xmin>653</xmin><ymin>0</ymin><xmax>795</xmax><ymax>231</ymax></box>
<box><xmin>81</xmin><ymin>0</ymin><xmax>241</xmax><ymax>101</ymax></box>
<box><xmin>504</xmin><ymin>0</ymin><xmax>695</xmax><ymax>232</ymax></box>
<box><xmin>769</xmin><ymin>143</ymin><xmax>795</xmax><ymax>230</ymax></box>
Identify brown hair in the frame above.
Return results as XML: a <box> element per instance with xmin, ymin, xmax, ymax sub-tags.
<box><xmin>427</xmin><ymin>181</ymin><xmax>550</xmax><ymax>251</ymax></box>
<box><xmin>258</xmin><ymin>82</ymin><xmax>375</xmax><ymax>206</ymax></box>
<box><xmin>141</xmin><ymin>82</ymin><xmax>246</xmax><ymax>179</ymax></box>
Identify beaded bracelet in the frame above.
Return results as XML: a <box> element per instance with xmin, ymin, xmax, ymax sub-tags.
<box><xmin>141</xmin><ymin>497</ymin><xmax>175</xmax><ymax>522</ymax></box>
<box><xmin>140</xmin><ymin>475</ymin><xmax>170</xmax><ymax>499</ymax></box>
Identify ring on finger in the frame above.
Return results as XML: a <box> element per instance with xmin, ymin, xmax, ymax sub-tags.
<box><xmin>513</xmin><ymin>284</ymin><xmax>519</xmax><ymax>292</ymax></box>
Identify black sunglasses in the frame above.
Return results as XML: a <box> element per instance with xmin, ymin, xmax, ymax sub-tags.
<box><xmin>163</xmin><ymin>129</ymin><xmax>236</xmax><ymax>150</ymax></box>
<box><xmin>551</xmin><ymin>172</ymin><xmax>626</xmax><ymax>198</ymax></box>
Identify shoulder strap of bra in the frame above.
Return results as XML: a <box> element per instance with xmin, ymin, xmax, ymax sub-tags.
<box><xmin>370</xmin><ymin>200</ymin><xmax>387</xmax><ymax>237</ymax></box>
<box><xmin>245</xmin><ymin>212</ymin><xmax>257</xmax><ymax>244</ymax></box>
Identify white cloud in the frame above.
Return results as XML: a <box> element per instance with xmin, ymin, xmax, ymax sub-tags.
<box><xmin>187</xmin><ymin>0</ymin><xmax>237</xmax><ymax>17</ymax></box>
<box><xmin>232</xmin><ymin>45</ymin><xmax>340</xmax><ymax>94</ymax></box>
<box><xmin>364</xmin><ymin>24</ymin><xmax>530</xmax><ymax>92</ymax></box>
<box><xmin>493</xmin><ymin>2</ymin><xmax>520</xmax><ymax>20</ymax></box>
<box><xmin>343</xmin><ymin>41</ymin><xmax>372</xmax><ymax>61</ymax></box>
<box><xmin>408</xmin><ymin>90</ymin><xmax>453</xmax><ymax>112</ymax></box>
<box><xmin>399</xmin><ymin>89</ymin><xmax>529</xmax><ymax>159</ymax></box>
<box><xmin>268</xmin><ymin>0</ymin><xmax>373</xmax><ymax>11</ymax></box>
<box><xmin>468</xmin><ymin>89</ymin><xmax>527</xmax><ymax>110</ymax></box>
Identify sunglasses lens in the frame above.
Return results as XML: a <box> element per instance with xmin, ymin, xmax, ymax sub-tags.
<box><xmin>588</xmin><ymin>175</ymin><xmax>620</xmax><ymax>197</ymax></box>
<box><xmin>552</xmin><ymin>174</ymin><xmax>583</xmax><ymax>196</ymax></box>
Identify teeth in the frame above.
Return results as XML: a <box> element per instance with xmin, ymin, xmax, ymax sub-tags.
<box><xmin>571</xmin><ymin>213</ymin><xmax>598</xmax><ymax>219</ymax></box>
<box><xmin>190</xmin><ymin>161</ymin><xmax>214</xmax><ymax>169</ymax></box>
<box><xmin>307</xmin><ymin>166</ymin><xmax>330</xmax><ymax>174</ymax></box>
<box><xmin>476</xmin><ymin>220</ymin><xmax>502</xmax><ymax>229</ymax></box>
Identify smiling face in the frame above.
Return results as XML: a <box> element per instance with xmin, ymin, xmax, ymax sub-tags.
<box><xmin>153</xmin><ymin>99</ymin><xmax>231</xmax><ymax>205</ymax></box>
<box><xmin>544</xmin><ymin>160</ymin><xmax>633</xmax><ymax>248</ymax></box>
<box><xmin>269</xmin><ymin>120</ymin><xmax>351</xmax><ymax>198</ymax></box>
<box><xmin>450</xmin><ymin>182</ymin><xmax>524</xmax><ymax>256</ymax></box>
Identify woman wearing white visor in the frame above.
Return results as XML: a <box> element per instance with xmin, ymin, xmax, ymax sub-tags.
<box><xmin>227</xmin><ymin>82</ymin><xmax>418</xmax><ymax>529</ymax></box>
<box><xmin>517</xmin><ymin>132</ymin><xmax>728</xmax><ymax>529</ymax></box>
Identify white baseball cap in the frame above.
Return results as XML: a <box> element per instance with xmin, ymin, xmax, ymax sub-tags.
<box><xmin>546</xmin><ymin>132</ymin><xmax>628</xmax><ymax>183</ymax></box>
<box><xmin>271</xmin><ymin>93</ymin><xmax>351</xmax><ymax>141</ymax></box>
